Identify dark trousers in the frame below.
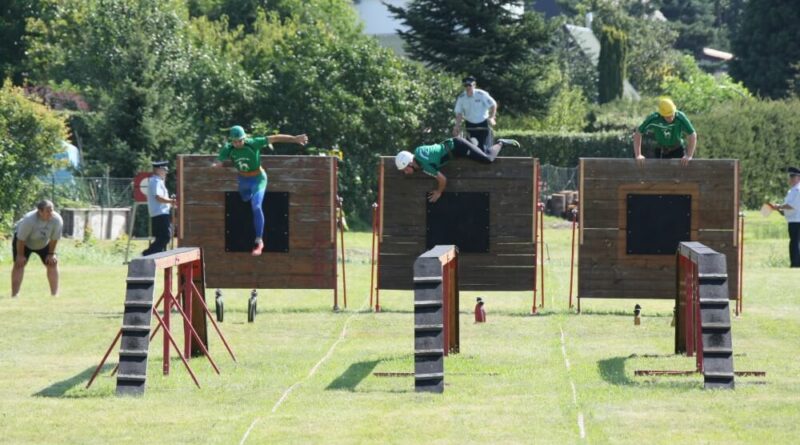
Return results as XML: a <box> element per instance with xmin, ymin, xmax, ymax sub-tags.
<box><xmin>465</xmin><ymin>120</ymin><xmax>493</xmax><ymax>151</ymax></box>
<box><xmin>655</xmin><ymin>146</ymin><xmax>685</xmax><ymax>159</ymax></box>
<box><xmin>143</xmin><ymin>214</ymin><xmax>172</xmax><ymax>256</ymax></box>
<box><xmin>449</xmin><ymin>137</ymin><xmax>493</xmax><ymax>164</ymax></box>
<box><xmin>789</xmin><ymin>222</ymin><xmax>800</xmax><ymax>267</ymax></box>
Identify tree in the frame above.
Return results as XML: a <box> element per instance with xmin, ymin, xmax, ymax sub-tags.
<box><xmin>661</xmin><ymin>54</ymin><xmax>752</xmax><ymax>114</ymax></box>
<box><xmin>388</xmin><ymin>0</ymin><xmax>560</xmax><ymax>115</ymax></box>
<box><xmin>0</xmin><ymin>80</ymin><xmax>67</xmax><ymax>230</ymax></box>
<box><xmin>730</xmin><ymin>0</ymin><xmax>800</xmax><ymax>99</ymax></box>
<box><xmin>0</xmin><ymin>0</ymin><xmax>43</xmax><ymax>84</ymax></box>
<box><xmin>597</xmin><ymin>26</ymin><xmax>627</xmax><ymax>103</ymax></box>
<box><xmin>560</xmin><ymin>0</ymin><xmax>683</xmax><ymax>95</ymax></box>
<box><xmin>25</xmin><ymin>0</ymin><xmax>196</xmax><ymax>176</ymax></box>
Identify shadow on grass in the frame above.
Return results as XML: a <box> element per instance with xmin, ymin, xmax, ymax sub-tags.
<box><xmin>34</xmin><ymin>364</ymin><xmax>114</xmax><ymax>398</ymax></box>
<box><xmin>326</xmin><ymin>360</ymin><xmax>381</xmax><ymax>391</ymax></box>
<box><xmin>599</xmin><ymin>356</ymin><xmax>701</xmax><ymax>389</ymax></box>
<box><xmin>598</xmin><ymin>356</ymin><xmax>634</xmax><ymax>386</ymax></box>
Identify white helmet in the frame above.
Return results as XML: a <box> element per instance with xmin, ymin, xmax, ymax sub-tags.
<box><xmin>395</xmin><ymin>151</ymin><xmax>414</xmax><ymax>170</ymax></box>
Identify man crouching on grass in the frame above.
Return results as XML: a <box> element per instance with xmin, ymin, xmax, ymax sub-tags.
<box><xmin>11</xmin><ymin>200</ymin><xmax>63</xmax><ymax>298</ymax></box>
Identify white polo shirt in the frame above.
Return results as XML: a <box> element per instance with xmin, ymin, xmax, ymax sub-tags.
<box><xmin>147</xmin><ymin>175</ymin><xmax>171</xmax><ymax>217</ymax></box>
<box><xmin>454</xmin><ymin>89</ymin><xmax>497</xmax><ymax>124</ymax></box>
<box><xmin>783</xmin><ymin>182</ymin><xmax>800</xmax><ymax>222</ymax></box>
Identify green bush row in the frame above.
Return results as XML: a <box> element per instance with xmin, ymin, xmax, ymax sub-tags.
<box><xmin>694</xmin><ymin>98</ymin><xmax>800</xmax><ymax>208</ymax></box>
<box><xmin>495</xmin><ymin>130</ymin><xmax>632</xmax><ymax>166</ymax></box>
<box><xmin>499</xmin><ymin>97</ymin><xmax>800</xmax><ymax>209</ymax></box>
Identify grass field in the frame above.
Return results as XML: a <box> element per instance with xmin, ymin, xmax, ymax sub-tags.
<box><xmin>0</xmin><ymin>211</ymin><xmax>798</xmax><ymax>444</ymax></box>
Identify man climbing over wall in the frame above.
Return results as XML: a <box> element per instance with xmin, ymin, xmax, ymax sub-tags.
<box><xmin>211</xmin><ymin>125</ymin><xmax>308</xmax><ymax>256</ymax></box>
<box><xmin>395</xmin><ymin>136</ymin><xmax>519</xmax><ymax>203</ymax></box>
<box><xmin>633</xmin><ymin>97</ymin><xmax>697</xmax><ymax>167</ymax></box>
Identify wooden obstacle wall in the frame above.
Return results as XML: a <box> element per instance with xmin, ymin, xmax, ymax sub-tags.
<box><xmin>378</xmin><ymin>156</ymin><xmax>539</xmax><ymax>291</ymax></box>
<box><xmin>178</xmin><ymin>155</ymin><xmax>338</xmax><ymax>290</ymax></box>
<box><xmin>578</xmin><ymin>158</ymin><xmax>740</xmax><ymax>300</ymax></box>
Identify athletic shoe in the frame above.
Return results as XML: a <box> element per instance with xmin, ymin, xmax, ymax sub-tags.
<box><xmin>251</xmin><ymin>240</ymin><xmax>264</xmax><ymax>256</ymax></box>
<box><xmin>497</xmin><ymin>138</ymin><xmax>520</xmax><ymax>148</ymax></box>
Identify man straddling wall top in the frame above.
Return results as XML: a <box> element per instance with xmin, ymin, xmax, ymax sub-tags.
<box><xmin>11</xmin><ymin>200</ymin><xmax>63</xmax><ymax>297</ymax></box>
<box><xmin>142</xmin><ymin>160</ymin><xmax>176</xmax><ymax>256</ymax></box>
<box><xmin>395</xmin><ymin>136</ymin><xmax>519</xmax><ymax>203</ymax></box>
<box><xmin>633</xmin><ymin>97</ymin><xmax>697</xmax><ymax>167</ymax></box>
<box><xmin>453</xmin><ymin>76</ymin><xmax>498</xmax><ymax>151</ymax></box>
<box><xmin>769</xmin><ymin>167</ymin><xmax>800</xmax><ymax>267</ymax></box>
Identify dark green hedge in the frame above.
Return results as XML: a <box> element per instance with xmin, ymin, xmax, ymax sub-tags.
<box><xmin>494</xmin><ymin>130</ymin><xmax>631</xmax><ymax>166</ymax></box>
<box><xmin>693</xmin><ymin>98</ymin><xmax>800</xmax><ymax>208</ymax></box>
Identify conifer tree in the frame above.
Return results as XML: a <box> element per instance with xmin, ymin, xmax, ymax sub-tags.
<box><xmin>388</xmin><ymin>0</ymin><xmax>559</xmax><ymax>114</ymax></box>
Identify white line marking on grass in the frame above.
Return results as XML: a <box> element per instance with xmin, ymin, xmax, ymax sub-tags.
<box><xmin>239</xmin><ymin>301</ymin><xmax>366</xmax><ymax>445</ymax></box>
<box><xmin>560</xmin><ymin>325</ymin><xmax>587</xmax><ymax>440</ymax></box>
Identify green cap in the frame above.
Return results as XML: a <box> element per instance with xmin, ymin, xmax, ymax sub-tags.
<box><xmin>229</xmin><ymin>125</ymin><xmax>246</xmax><ymax>140</ymax></box>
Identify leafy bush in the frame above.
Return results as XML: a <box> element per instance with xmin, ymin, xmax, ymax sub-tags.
<box><xmin>0</xmin><ymin>80</ymin><xmax>67</xmax><ymax>231</ymax></box>
<box><xmin>495</xmin><ymin>129</ymin><xmax>631</xmax><ymax>166</ymax></box>
<box><xmin>661</xmin><ymin>55</ymin><xmax>753</xmax><ymax>114</ymax></box>
<box><xmin>693</xmin><ymin>98</ymin><xmax>800</xmax><ymax>208</ymax></box>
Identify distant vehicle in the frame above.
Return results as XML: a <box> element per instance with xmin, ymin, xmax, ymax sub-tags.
<box><xmin>50</xmin><ymin>141</ymin><xmax>81</xmax><ymax>184</ymax></box>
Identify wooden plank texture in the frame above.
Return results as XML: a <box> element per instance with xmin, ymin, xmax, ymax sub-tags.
<box><xmin>578</xmin><ymin>158</ymin><xmax>740</xmax><ymax>300</ymax></box>
<box><xmin>178</xmin><ymin>155</ymin><xmax>337</xmax><ymax>289</ymax></box>
<box><xmin>378</xmin><ymin>156</ymin><xmax>539</xmax><ymax>291</ymax></box>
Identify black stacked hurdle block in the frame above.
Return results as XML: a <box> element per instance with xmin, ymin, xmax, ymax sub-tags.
<box><xmin>116</xmin><ymin>255</ymin><xmax>158</xmax><ymax>396</ymax></box>
<box><xmin>413</xmin><ymin>245</ymin><xmax>459</xmax><ymax>393</ymax></box>
<box><xmin>676</xmin><ymin>242</ymin><xmax>735</xmax><ymax>389</ymax></box>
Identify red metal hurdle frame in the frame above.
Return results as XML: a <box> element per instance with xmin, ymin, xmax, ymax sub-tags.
<box><xmin>87</xmin><ymin>248</ymin><xmax>236</xmax><ymax>390</ymax></box>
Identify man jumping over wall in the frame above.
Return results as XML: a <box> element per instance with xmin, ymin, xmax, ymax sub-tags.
<box><xmin>395</xmin><ymin>136</ymin><xmax>519</xmax><ymax>203</ymax></box>
<box><xmin>211</xmin><ymin>125</ymin><xmax>308</xmax><ymax>256</ymax></box>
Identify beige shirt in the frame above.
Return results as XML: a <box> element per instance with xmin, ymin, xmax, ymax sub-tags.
<box><xmin>14</xmin><ymin>210</ymin><xmax>63</xmax><ymax>250</ymax></box>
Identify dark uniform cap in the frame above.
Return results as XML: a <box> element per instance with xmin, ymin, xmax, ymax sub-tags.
<box><xmin>788</xmin><ymin>167</ymin><xmax>800</xmax><ymax>176</ymax></box>
<box><xmin>152</xmin><ymin>160</ymin><xmax>169</xmax><ymax>171</ymax></box>
<box><xmin>463</xmin><ymin>76</ymin><xmax>476</xmax><ymax>85</ymax></box>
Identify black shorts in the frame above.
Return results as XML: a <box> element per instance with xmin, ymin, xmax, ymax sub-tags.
<box><xmin>11</xmin><ymin>234</ymin><xmax>49</xmax><ymax>265</ymax></box>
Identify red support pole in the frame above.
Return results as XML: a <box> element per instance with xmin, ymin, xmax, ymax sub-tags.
<box><xmin>681</xmin><ymin>256</ymin><xmax>694</xmax><ymax>356</ymax></box>
<box><xmin>375</xmin><ymin>209</ymin><xmax>382</xmax><ymax>313</ymax></box>
<box><xmin>442</xmin><ymin>261</ymin><xmax>450</xmax><ymax>357</ymax></box>
<box><xmin>163</xmin><ymin>267</ymin><xmax>173</xmax><ymax>376</ymax></box>
<box><xmin>531</xmin><ymin>210</ymin><xmax>538</xmax><ymax>314</ymax></box>
<box><xmin>539</xmin><ymin>203</ymin><xmax>545</xmax><ymax>309</ymax></box>
<box><xmin>188</xmin><ymin>281</ymin><xmax>237</xmax><ymax>362</ymax></box>
<box><xmin>568</xmin><ymin>209</ymin><xmax>578</xmax><ymax>309</ymax></box>
<box><xmin>338</xmin><ymin>198</ymin><xmax>347</xmax><ymax>309</ymax></box>
<box><xmin>151</xmin><ymin>308</ymin><xmax>201</xmax><ymax>388</ymax></box>
<box><xmin>182</xmin><ymin>264</ymin><xmax>194</xmax><ymax>360</ymax></box>
<box><xmin>166</xmin><ymin>265</ymin><xmax>220</xmax><ymax>374</ymax></box>
<box><xmin>369</xmin><ymin>203</ymin><xmax>378</xmax><ymax>310</ymax></box>
<box><xmin>693</xmin><ymin>262</ymin><xmax>703</xmax><ymax>372</ymax></box>
<box><xmin>85</xmin><ymin>329</ymin><xmax>122</xmax><ymax>389</ymax></box>
<box><xmin>737</xmin><ymin>213</ymin><xmax>745</xmax><ymax>315</ymax></box>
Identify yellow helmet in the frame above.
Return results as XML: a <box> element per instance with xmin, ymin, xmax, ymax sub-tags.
<box><xmin>658</xmin><ymin>98</ymin><xmax>676</xmax><ymax>117</ymax></box>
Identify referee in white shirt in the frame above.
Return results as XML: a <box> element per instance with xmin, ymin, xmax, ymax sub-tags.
<box><xmin>452</xmin><ymin>76</ymin><xmax>498</xmax><ymax>151</ymax></box>
<box><xmin>142</xmin><ymin>160</ymin><xmax>177</xmax><ymax>256</ymax></box>
<box><xmin>769</xmin><ymin>166</ymin><xmax>800</xmax><ymax>267</ymax></box>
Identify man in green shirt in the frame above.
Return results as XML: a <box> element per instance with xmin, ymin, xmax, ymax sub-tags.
<box><xmin>633</xmin><ymin>97</ymin><xmax>697</xmax><ymax>167</ymax></box>
<box><xmin>211</xmin><ymin>125</ymin><xmax>308</xmax><ymax>256</ymax></box>
<box><xmin>395</xmin><ymin>136</ymin><xmax>519</xmax><ymax>203</ymax></box>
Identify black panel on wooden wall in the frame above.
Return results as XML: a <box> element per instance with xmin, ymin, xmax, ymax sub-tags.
<box><xmin>426</xmin><ymin>192</ymin><xmax>490</xmax><ymax>253</ymax></box>
<box><xmin>225</xmin><ymin>191</ymin><xmax>290</xmax><ymax>252</ymax></box>
<box><xmin>626</xmin><ymin>194</ymin><xmax>691</xmax><ymax>255</ymax></box>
